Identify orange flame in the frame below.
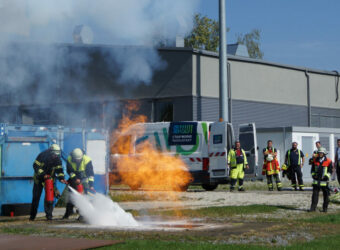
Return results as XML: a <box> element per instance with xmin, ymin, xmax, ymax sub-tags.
<box><xmin>110</xmin><ymin>101</ymin><xmax>192</xmax><ymax>195</ymax></box>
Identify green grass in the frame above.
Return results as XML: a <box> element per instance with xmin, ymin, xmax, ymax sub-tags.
<box><xmin>95</xmin><ymin>233</ymin><xmax>340</xmax><ymax>250</ymax></box>
<box><xmin>148</xmin><ymin>205</ymin><xmax>279</xmax><ymax>218</ymax></box>
<box><xmin>302</xmin><ymin>212</ymin><xmax>340</xmax><ymax>224</ymax></box>
<box><xmin>97</xmin><ymin>240</ymin><xmax>267</xmax><ymax>250</ymax></box>
<box><xmin>110</xmin><ymin>193</ymin><xmax>152</xmax><ymax>202</ymax></box>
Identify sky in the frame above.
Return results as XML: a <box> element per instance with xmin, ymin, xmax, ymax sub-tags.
<box><xmin>197</xmin><ymin>0</ymin><xmax>340</xmax><ymax>71</ymax></box>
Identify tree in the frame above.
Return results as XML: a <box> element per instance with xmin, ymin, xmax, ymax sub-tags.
<box><xmin>185</xmin><ymin>14</ymin><xmax>263</xmax><ymax>59</ymax></box>
<box><xmin>185</xmin><ymin>14</ymin><xmax>222</xmax><ymax>52</ymax></box>
<box><xmin>237</xmin><ymin>29</ymin><xmax>264</xmax><ymax>59</ymax></box>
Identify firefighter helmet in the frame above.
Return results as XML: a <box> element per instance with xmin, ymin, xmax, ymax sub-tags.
<box><xmin>50</xmin><ymin>144</ymin><xmax>61</xmax><ymax>156</ymax></box>
<box><xmin>318</xmin><ymin>147</ymin><xmax>326</xmax><ymax>154</ymax></box>
<box><xmin>71</xmin><ymin>148</ymin><xmax>84</xmax><ymax>161</ymax></box>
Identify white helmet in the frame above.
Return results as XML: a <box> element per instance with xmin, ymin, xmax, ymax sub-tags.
<box><xmin>50</xmin><ymin>144</ymin><xmax>61</xmax><ymax>156</ymax></box>
<box><xmin>71</xmin><ymin>148</ymin><xmax>84</xmax><ymax>161</ymax></box>
<box><xmin>266</xmin><ymin>154</ymin><xmax>274</xmax><ymax>162</ymax></box>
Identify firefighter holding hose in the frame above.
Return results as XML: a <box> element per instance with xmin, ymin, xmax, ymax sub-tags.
<box><xmin>30</xmin><ymin>144</ymin><xmax>66</xmax><ymax>221</ymax></box>
<box><xmin>63</xmin><ymin>148</ymin><xmax>95</xmax><ymax>219</ymax></box>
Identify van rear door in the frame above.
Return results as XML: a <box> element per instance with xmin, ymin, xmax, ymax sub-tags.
<box><xmin>239</xmin><ymin>123</ymin><xmax>258</xmax><ymax>178</ymax></box>
<box><xmin>208</xmin><ymin>122</ymin><xmax>228</xmax><ymax>179</ymax></box>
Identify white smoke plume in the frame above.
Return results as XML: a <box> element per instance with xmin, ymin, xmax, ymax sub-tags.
<box><xmin>0</xmin><ymin>0</ymin><xmax>199</xmax><ymax>85</ymax></box>
<box><xmin>69</xmin><ymin>187</ymin><xmax>139</xmax><ymax>227</ymax></box>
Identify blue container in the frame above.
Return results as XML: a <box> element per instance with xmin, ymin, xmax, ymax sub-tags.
<box><xmin>0</xmin><ymin>124</ymin><xmax>109</xmax><ymax>216</ymax></box>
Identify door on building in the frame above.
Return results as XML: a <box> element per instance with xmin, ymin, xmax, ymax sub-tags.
<box><xmin>301</xmin><ymin>136</ymin><xmax>314</xmax><ymax>182</ymax></box>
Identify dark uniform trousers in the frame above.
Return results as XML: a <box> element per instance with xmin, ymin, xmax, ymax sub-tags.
<box><xmin>337</xmin><ymin>162</ymin><xmax>340</xmax><ymax>186</ymax></box>
<box><xmin>289</xmin><ymin>165</ymin><xmax>304</xmax><ymax>188</ymax></box>
<box><xmin>266</xmin><ymin>174</ymin><xmax>281</xmax><ymax>190</ymax></box>
<box><xmin>311</xmin><ymin>184</ymin><xmax>329</xmax><ymax>211</ymax></box>
<box><xmin>30</xmin><ymin>181</ymin><xmax>54</xmax><ymax>220</ymax></box>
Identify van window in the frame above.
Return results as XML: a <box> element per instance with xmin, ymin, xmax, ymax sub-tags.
<box><xmin>239</xmin><ymin>133</ymin><xmax>254</xmax><ymax>151</ymax></box>
<box><xmin>213</xmin><ymin>135</ymin><xmax>223</xmax><ymax>144</ymax></box>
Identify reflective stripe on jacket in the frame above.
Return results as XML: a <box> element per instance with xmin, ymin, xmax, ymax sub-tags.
<box><xmin>228</xmin><ymin>148</ymin><xmax>248</xmax><ymax>168</ymax></box>
<box><xmin>287</xmin><ymin>149</ymin><xmax>302</xmax><ymax>166</ymax></box>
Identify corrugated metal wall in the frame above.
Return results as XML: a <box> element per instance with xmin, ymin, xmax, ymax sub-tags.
<box><xmin>193</xmin><ymin>97</ymin><xmax>309</xmax><ymax>138</ymax></box>
<box><xmin>312</xmin><ymin>107</ymin><xmax>340</xmax><ymax>128</ymax></box>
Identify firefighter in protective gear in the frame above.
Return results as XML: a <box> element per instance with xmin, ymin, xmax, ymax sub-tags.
<box><xmin>30</xmin><ymin>144</ymin><xmax>66</xmax><ymax>221</ymax></box>
<box><xmin>63</xmin><ymin>148</ymin><xmax>95</xmax><ymax>219</ymax></box>
<box><xmin>228</xmin><ymin>141</ymin><xmax>249</xmax><ymax>192</ymax></box>
<box><xmin>262</xmin><ymin>140</ymin><xmax>282</xmax><ymax>191</ymax></box>
<box><xmin>285</xmin><ymin>142</ymin><xmax>305</xmax><ymax>191</ymax></box>
<box><xmin>309</xmin><ymin>147</ymin><xmax>332</xmax><ymax>212</ymax></box>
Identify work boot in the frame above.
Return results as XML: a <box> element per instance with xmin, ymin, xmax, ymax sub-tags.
<box><xmin>29</xmin><ymin>217</ymin><xmax>35</xmax><ymax>221</ymax></box>
<box><xmin>230</xmin><ymin>186</ymin><xmax>235</xmax><ymax>192</ymax></box>
<box><xmin>321</xmin><ymin>208</ymin><xmax>328</xmax><ymax>213</ymax></box>
<box><xmin>307</xmin><ymin>209</ymin><xmax>316</xmax><ymax>213</ymax></box>
<box><xmin>62</xmin><ymin>215</ymin><xmax>69</xmax><ymax>220</ymax></box>
<box><xmin>277</xmin><ymin>187</ymin><xmax>282</xmax><ymax>191</ymax></box>
<box><xmin>238</xmin><ymin>187</ymin><xmax>245</xmax><ymax>192</ymax></box>
<box><xmin>46</xmin><ymin>216</ymin><xmax>52</xmax><ymax>221</ymax></box>
<box><xmin>299</xmin><ymin>187</ymin><xmax>304</xmax><ymax>191</ymax></box>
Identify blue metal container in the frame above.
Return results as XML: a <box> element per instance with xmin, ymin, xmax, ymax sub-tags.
<box><xmin>0</xmin><ymin>124</ymin><xmax>109</xmax><ymax>216</ymax></box>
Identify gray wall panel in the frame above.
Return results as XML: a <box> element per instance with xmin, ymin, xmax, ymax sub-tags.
<box><xmin>194</xmin><ymin>97</ymin><xmax>219</xmax><ymax>122</ymax></box>
<box><xmin>312</xmin><ymin>107</ymin><xmax>340</xmax><ymax>128</ymax></box>
<box><xmin>193</xmin><ymin>97</ymin><xmax>309</xmax><ymax>138</ymax></box>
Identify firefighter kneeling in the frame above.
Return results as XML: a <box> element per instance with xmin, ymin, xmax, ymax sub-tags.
<box><xmin>228</xmin><ymin>141</ymin><xmax>249</xmax><ymax>192</ymax></box>
<box><xmin>309</xmin><ymin>147</ymin><xmax>332</xmax><ymax>212</ymax></box>
<box><xmin>63</xmin><ymin>148</ymin><xmax>95</xmax><ymax>219</ymax></box>
<box><xmin>262</xmin><ymin>141</ymin><xmax>282</xmax><ymax>191</ymax></box>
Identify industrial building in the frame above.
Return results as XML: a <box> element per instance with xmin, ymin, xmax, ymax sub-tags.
<box><xmin>1</xmin><ymin>43</ymin><xmax>339</xmax><ymax>133</ymax></box>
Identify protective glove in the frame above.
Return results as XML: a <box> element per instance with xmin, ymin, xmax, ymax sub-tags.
<box><xmin>322</xmin><ymin>176</ymin><xmax>329</xmax><ymax>181</ymax></box>
<box><xmin>54</xmin><ymin>190</ymin><xmax>61</xmax><ymax>199</ymax></box>
<box><xmin>309</xmin><ymin>158</ymin><xmax>314</xmax><ymax>165</ymax></box>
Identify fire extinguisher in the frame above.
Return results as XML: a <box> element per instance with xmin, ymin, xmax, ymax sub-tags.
<box><xmin>76</xmin><ymin>183</ymin><xmax>84</xmax><ymax>194</ymax></box>
<box><xmin>45</xmin><ymin>176</ymin><xmax>54</xmax><ymax>203</ymax></box>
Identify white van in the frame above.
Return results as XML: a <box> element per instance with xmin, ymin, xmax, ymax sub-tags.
<box><xmin>111</xmin><ymin>121</ymin><xmax>257</xmax><ymax>191</ymax></box>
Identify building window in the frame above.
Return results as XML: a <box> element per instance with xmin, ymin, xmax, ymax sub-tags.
<box><xmin>155</xmin><ymin>101</ymin><xmax>173</xmax><ymax>122</ymax></box>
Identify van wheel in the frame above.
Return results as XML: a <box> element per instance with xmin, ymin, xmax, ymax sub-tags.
<box><xmin>202</xmin><ymin>183</ymin><xmax>218</xmax><ymax>191</ymax></box>
<box><xmin>128</xmin><ymin>183</ymin><xmax>141</xmax><ymax>190</ymax></box>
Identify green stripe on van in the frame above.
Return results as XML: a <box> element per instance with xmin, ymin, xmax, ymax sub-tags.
<box><xmin>202</xmin><ymin>122</ymin><xmax>208</xmax><ymax>144</ymax></box>
<box><xmin>162</xmin><ymin>128</ymin><xmax>171</xmax><ymax>151</ymax></box>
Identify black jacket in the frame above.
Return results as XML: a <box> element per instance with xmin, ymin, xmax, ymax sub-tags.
<box><xmin>33</xmin><ymin>149</ymin><xmax>65</xmax><ymax>183</ymax></box>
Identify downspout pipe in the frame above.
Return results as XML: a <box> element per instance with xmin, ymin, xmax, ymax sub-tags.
<box><xmin>305</xmin><ymin>70</ymin><xmax>311</xmax><ymax>127</ymax></box>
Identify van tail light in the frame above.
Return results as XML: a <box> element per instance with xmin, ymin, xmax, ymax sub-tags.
<box><xmin>203</xmin><ymin>157</ymin><xmax>209</xmax><ymax>171</ymax></box>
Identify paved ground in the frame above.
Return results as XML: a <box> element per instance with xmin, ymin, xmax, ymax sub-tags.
<box><xmin>0</xmin><ymin>234</ymin><xmax>120</xmax><ymax>250</ymax></box>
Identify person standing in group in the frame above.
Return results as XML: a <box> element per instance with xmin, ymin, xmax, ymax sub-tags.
<box><xmin>228</xmin><ymin>140</ymin><xmax>249</xmax><ymax>192</ymax></box>
<box><xmin>334</xmin><ymin>139</ymin><xmax>340</xmax><ymax>185</ymax></box>
<box><xmin>309</xmin><ymin>141</ymin><xmax>322</xmax><ymax>165</ymax></box>
<box><xmin>309</xmin><ymin>147</ymin><xmax>332</xmax><ymax>212</ymax></box>
<box><xmin>285</xmin><ymin>142</ymin><xmax>305</xmax><ymax>191</ymax></box>
<box><xmin>262</xmin><ymin>140</ymin><xmax>282</xmax><ymax>191</ymax></box>
<box><xmin>30</xmin><ymin>144</ymin><xmax>67</xmax><ymax>221</ymax></box>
